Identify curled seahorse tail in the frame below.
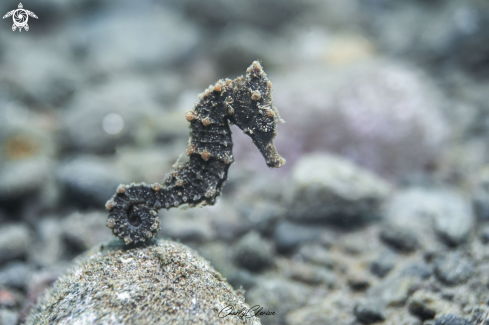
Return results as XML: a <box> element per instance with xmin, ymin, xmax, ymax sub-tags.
<box><xmin>107</xmin><ymin>61</ymin><xmax>285</xmax><ymax>244</ymax></box>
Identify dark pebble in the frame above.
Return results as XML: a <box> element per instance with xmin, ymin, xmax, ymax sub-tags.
<box><xmin>354</xmin><ymin>301</ymin><xmax>385</xmax><ymax>324</ymax></box>
<box><xmin>434</xmin><ymin>254</ymin><xmax>474</xmax><ymax>285</ymax></box>
<box><xmin>370</xmin><ymin>252</ymin><xmax>396</xmax><ymax>278</ymax></box>
<box><xmin>380</xmin><ymin>224</ymin><xmax>419</xmax><ymax>252</ymax></box>
<box><xmin>274</xmin><ymin>221</ymin><xmax>321</xmax><ymax>253</ymax></box>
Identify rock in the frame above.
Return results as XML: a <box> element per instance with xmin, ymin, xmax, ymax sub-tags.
<box><xmin>380</xmin><ymin>224</ymin><xmax>419</xmax><ymax>252</ymax></box>
<box><xmin>174</xmin><ymin>0</ymin><xmax>307</xmax><ymax>33</ymax></box>
<box><xmin>0</xmin><ymin>116</ymin><xmax>57</xmax><ymax>201</ymax></box>
<box><xmin>297</xmin><ymin>244</ymin><xmax>335</xmax><ymax>269</ymax></box>
<box><xmin>31</xmin><ymin>218</ymin><xmax>65</xmax><ymax>266</ymax></box>
<box><xmin>478</xmin><ymin>225</ymin><xmax>489</xmax><ymax>244</ymax></box>
<box><xmin>246</xmin><ymin>277</ymin><xmax>311</xmax><ymax>325</ymax></box>
<box><xmin>226</xmin><ymin>269</ymin><xmax>258</xmax><ymax>292</ymax></box>
<box><xmin>197</xmin><ymin>242</ymin><xmax>258</xmax><ymax>291</ymax></box>
<box><xmin>0</xmin><ymin>289</ymin><xmax>21</xmax><ymax>308</ymax></box>
<box><xmin>233</xmin><ymin>231</ymin><xmax>274</xmax><ymax>273</ymax></box>
<box><xmin>0</xmin><ymin>224</ymin><xmax>32</xmax><ymax>266</ymax></box>
<box><xmin>113</xmin><ymin>145</ymin><xmax>185</xmax><ymax>185</ymax></box>
<box><xmin>347</xmin><ymin>272</ymin><xmax>371</xmax><ymax>291</ymax></box>
<box><xmin>273</xmin><ymin>221</ymin><xmax>322</xmax><ymax>253</ymax></box>
<box><xmin>0</xmin><ymin>262</ymin><xmax>32</xmax><ymax>290</ymax></box>
<box><xmin>206</xmin><ymin>203</ymin><xmax>248</xmax><ymax>242</ymax></box>
<box><xmin>0</xmin><ymin>158</ymin><xmax>54</xmax><ymax>200</ymax></box>
<box><xmin>196</xmin><ymin>242</ymin><xmax>236</xmax><ymax>280</ymax></box>
<box><xmin>408</xmin><ymin>290</ymin><xmax>457</xmax><ymax>321</ymax></box>
<box><xmin>60</xmin><ymin>75</ymin><xmax>185</xmax><ymax>153</ymax></box>
<box><xmin>289</xmin><ymin>264</ymin><xmax>338</xmax><ymax>288</ymax></box>
<box><xmin>62</xmin><ymin>211</ymin><xmax>112</xmax><ymax>253</ymax></box>
<box><xmin>353</xmin><ymin>301</ymin><xmax>385</xmax><ymax>324</ymax></box>
<box><xmin>75</xmin><ymin>6</ymin><xmax>198</xmax><ymax>72</ymax></box>
<box><xmin>0</xmin><ymin>39</ymin><xmax>79</xmax><ymax>106</ymax></box>
<box><xmin>282</xmin><ymin>261</ymin><xmax>337</xmax><ymax>287</ymax></box>
<box><xmin>267</xmin><ymin>59</ymin><xmax>447</xmax><ymax>179</ymax></box>
<box><xmin>57</xmin><ymin>156</ymin><xmax>127</xmax><ymax>207</ymax></box>
<box><xmin>367</xmin><ymin>262</ymin><xmax>431</xmax><ymax>308</ymax></box>
<box><xmin>370</xmin><ymin>251</ymin><xmax>397</xmax><ymax>278</ymax></box>
<box><xmin>472</xmin><ymin>166</ymin><xmax>489</xmax><ymax>222</ymax></box>
<box><xmin>384</xmin><ymin>308</ymin><xmax>422</xmax><ymax>325</ymax></box>
<box><xmin>285</xmin><ymin>153</ymin><xmax>391</xmax><ymax>226</ymax></box>
<box><xmin>435</xmin><ymin>314</ymin><xmax>474</xmax><ymax>325</ymax></box>
<box><xmin>237</xmin><ymin>200</ymin><xmax>286</xmax><ymax>237</ymax></box>
<box><xmin>26</xmin><ymin>239</ymin><xmax>261</xmax><ymax>325</ymax></box>
<box><xmin>434</xmin><ymin>253</ymin><xmax>474</xmax><ymax>285</ymax></box>
<box><xmin>451</xmin><ymin>5</ymin><xmax>489</xmax><ymax>78</ymax></box>
<box><xmin>285</xmin><ymin>291</ymin><xmax>356</xmax><ymax>325</ymax></box>
<box><xmin>0</xmin><ymin>309</ymin><xmax>19</xmax><ymax>325</ymax></box>
<box><xmin>384</xmin><ymin>188</ymin><xmax>475</xmax><ymax>247</ymax></box>
<box><xmin>159</xmin><ymin>207</ymin><xmax>217</xmax><ymax>243</ymax></box>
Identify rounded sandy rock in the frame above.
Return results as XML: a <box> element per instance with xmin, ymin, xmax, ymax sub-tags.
<box><xmin>26</xmin><ymin>239</ymin><xmax>261</xmax><ymax>325</ymax></box>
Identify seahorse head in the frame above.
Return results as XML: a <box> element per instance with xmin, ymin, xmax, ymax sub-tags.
<box><xmin>230</xmin><ymin>61</ymin><xmax>286</xmax><ymax>168</ymax></box>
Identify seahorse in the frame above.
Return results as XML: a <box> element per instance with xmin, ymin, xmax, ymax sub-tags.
<box><xmin>106</xmin><ymin>61</ymin><xmax>286</xmax><ymax>245</ymax></box>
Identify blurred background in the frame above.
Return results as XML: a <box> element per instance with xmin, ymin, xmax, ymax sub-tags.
<box><xmin>1</xmin><ymin>0</ymin><xmax>489</xmax><ymax>324</ymax></box>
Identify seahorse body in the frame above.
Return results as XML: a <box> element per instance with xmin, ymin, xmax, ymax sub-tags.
<box><xmin>106</xmin><ymin>61</ymin><xmax>286</xmax><ymax>244</ymax></box>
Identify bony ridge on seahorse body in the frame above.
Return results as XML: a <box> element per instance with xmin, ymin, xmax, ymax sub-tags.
<box><xmin>106</xmin><ymin>61</ymin><xmax>286</xmax><ymax>245</ymax></box>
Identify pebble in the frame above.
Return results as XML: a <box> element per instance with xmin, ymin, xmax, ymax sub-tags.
<box><xmin>0</xmin><ymin>224</ymin><xmax>32</xmax><ymax>266</ymax></box>
<box><xmin>283</xmin><ymin>262</ymin><xmax>337</xmax><ymax>287</ymax></box>
<box><xmin>380</xmin><ymin>224</ymin><xmax>419</xmax><ymax>252</ymax></box>
<box><xmin>0</xmin><ymin>309</ymin><xmax>19</xmax><ymax>325</ymax></box>
<box><xmin>479</xmin><ymin>225</ymin><xmax>489</xmax><ymax>244</ymax></box>
<box><xmin>347</xmin><ymin>272</ymin><xmax>371</xmax><ymax>291</ymax></box>
<box><xmin>77</xmin><ymin>6</ymin><xmax>198</xmax><ymax>72</ymax></box>
<box><xmin>238</xmin><ymin>201</ymin><xmax>286</xmax><ymax>237</ymax></box>
<box><xmin>0</xmin><ymin>158</ymin><xmax>54</xmax><ymax>200</ymax></box>
<box><xmin>370</xmin><ymin>251</ymin><xmax>397</xmax><ymax>278</ymax></box>
<box><xmin>159</xmin><ymin>208</ymin><xmax>217</xmax><ymax>243</ymax></box>
<box><xmin>367</xmin><ymin>262</ymin><xmax>431</xmax><ymax>308</ymax></box>
<box><xmin>233</xmin><ymin>231</ymin><xmax>274</xmax><ymax>273</ymax></box>
<box><xmin>60</xmin><ymin>76</ymin><xmax>175</xmax><ymax>153</ymax></box>
<box><xmin>26</xmin><ymin>239</ymin><xmax>261</xmax><ymax>325</ymax></box>
<box><xmin>434</xmin><ymin>253</ymin><xmax>474</xmax><ymax>285</ymax></box>
<box><xmin>246</xmin><ymin>277</ymin><xmax>311</xmax><ymax>325</ymax></box>
<box><xmin>31</xmin><ymin>218</ymin><xmax>65</xmax><ymax>266</ymax></box>
<box><xmin>285</xmin><ymin>291</ymin><xmax>356</xmax><ymax>325</ymax></box>
<box><xmin>353</xmin><ymin>301</ymin><xmax>385</xmax><ymax>324</ymax></box>
<box><xmin>273</xmin><ymin>221</ymin><xmax>322</xmax><ymax>253</ymax></box>
<box><xmin>297</xmin><ymin>244</ymin><xmax>335</xmax><ymax>269</ymax></box>
<box><xmin>0</xmin><ymin>262</ymin><xmax>32</xmax><ymax>290</ymax></box>
<box><xmin>384</xmin><ymin>188</ymin><xmax>475</xmax><ymax>247</ymax></box>
<box><xmin>62</xmin><ymin>211</ymin><xmax>112</xmax><ymax>252</ymax></box>
<box><xmin>57</xmin><ymin>156</ymin><xmax>127</xmax><ymax>207</ymax></box>
<box><xmin>271</xmin><ymin>59</ymin><xmax>447</xmax><ymax>179</ymax></box>
<box><xmin>407</xmin><ymin>290</ymin><xmax>456</xmax><ymax>320</ymax></box>
<box><xmin>175</xmin><ymin>0</ymin><xmax>306</xmax><ymax>33</ymax></box>
<box><xmin>285</xmin><ymin>153</ymin><xmax>391</xmax><ymax>227</ymax></box>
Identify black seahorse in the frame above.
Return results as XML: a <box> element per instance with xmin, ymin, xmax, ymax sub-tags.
<box><xmin>106</xmin><ymin>61</ymin><xmax>286</xmax><ymax>244</ymax></box>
